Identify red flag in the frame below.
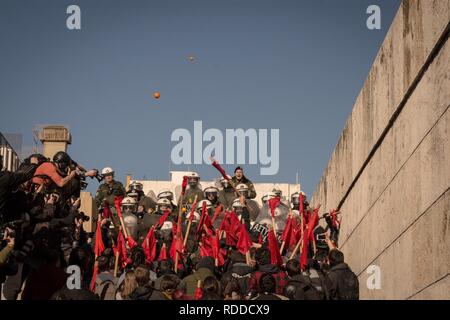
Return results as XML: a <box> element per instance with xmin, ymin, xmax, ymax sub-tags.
<box><xmin>299</xmin><ymin>193</ymin><xmax>304</xmax><ymax>217</ymax></box>
<box><xmin>229</xmin><ymin>211</ymin><xmax>241</xmax><ymax>246</ymax></box>
<box><xmin>219</xmin><ymin>210</ymin><xmax>230</xmax><ymax>232</ymax></box>
<box><xmin>329</xmin><ymin>209</ymin><xmax>340</xmax><ymax>230</ymax></box>
<box><xmin>90</xmin><ymin>219</ymin><xmax>105</xmax><ymax>292</ymax></box>
<box><xmin>93</xmin><ymin>218</ymin><xmax>105</xmax><ymax>257</ymax></box>
<box><xmin>188</xmin><ymin>199</ymin><xmax>198</xmax><ymax>222</ymax></box>
<box><xmin>158</xmin><ymin>243</ymin><xmax>168</xmax><ymax>261</ymax></box>
<box><xmin>102</xmin><ymin>201</ymin><xmax>112</xmax><ymax>219</ymax></box>
<box><xmin>211</xmin><ymin>159</ymin><xmax>230</xmax><ymax>181</ymax></box>
<box><xmin>258</xmin><ymin>233</ymin><xmax>263</xmax><ymax>245</ymax></box>
<box><xmin>114</xmin><ymin>196</ymin><xmax>124</xmax><ymax>219</ymax></box>
<box><xmin>127</xmin><ymin>236</ymin><xmax>138</xmax><ymax>249</ymax></box>
<box><xmin>268</xmin><ymin>197</ymin><xmax>281</xmax><ymax>218</ymax></box>
<box><xmin>300</xmin><ymin>207</ymin><xmax>319</xmax><ymax>270</ymax></box>
<box><xmin>299</xmin><ymin>231</ymin><xmax>309</xmax><ymax>270</ymax></box>
<box><xmin>268</xmin><ymin>230</ymin><xmax>283</xmax><ymax>266</ymax></box>
<box><xmin>220</xmin><ymin>210</ymin><xmax>240</xmax><ymax>246</ymax></box>
<box><xmin>197</xmin><ymin>201</ymin><xmax>213</xmax><ymax>234</ymax></box>
<box><xmin>90</xmin><ymin>264</ymin><xmax>98</xmax><ymax>292</ymax></box>
<box><xmin>170</xmin><ymin>216</ymin><xmax>184</xmax><ymax>266</ymax></box>
<box><xmin>116</xmin><ymin>229</ymin><xmax>129</xmax><ymax>268</ymax></box>
<box><xmin>289</xmin><ymin>220</ymin><xmax>302</xmax><ymax>248</ymax></box>
<box><xmin>281</xmin><ymin>216</ymin><xmax>293</xmax><ymax>245</ymax></box>
<box><xmin>156</xmin><ymin>210</ymin><xmax>170</xmax><ymax>228</ymax></box>
<box><xmin>194</xmin><ymin>282</ymin><xmax>203</xmax><ymax>300</ymax></box>
<box><xmin>181</xmin><ymin>176</ymin><xmax>188</xmax><ymax>195</ymax></box>
<box><xmin>212</xmin><ymin>229</ymin><xmax>225</xmax><ymax>266</ymax></box>
<box><xmin>307</xmin><ymin>207</ymin><xmax>319</xmax><ymax>241</ymax></box>
<box><xmin>142</xmin><ymin>228</ymin><xmax>157</xmax><ymax>263</ymax></box>
<box><xmin>199</xmin><ymin>233</ymin><xmax>214</xmax><ymax>257</ymax></box>
<box><xmin>236</xmin><ymin>223</ymin><xmax>252</xmax><ymax>254</ymax></box>
<box><xmin>211</xmin><ymin>204</ymin><xmax>223</xmax><ymax>224</ymax></box>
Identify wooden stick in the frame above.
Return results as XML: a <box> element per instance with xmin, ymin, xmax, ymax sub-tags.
<box><xmin>289</xmin><ymin>237</ymin><xmax>303</xmax><ymax>260</ymax></box>
<box><xmin>117</xmin><ymin>214</ymin><xmax>129</xmax><ymax>239</ymax></box>
<box><xmin>183</xmin><ymin>196</ymin><xmax>198</xmax><ymax>248</ymax></box>
<box><xmin>289</xmin><ymin>211</ymin><xmax>304</xmax><ymax>260</ymax></box>
<box><xmin>113</xmin><ymin>251</ymin><xmax>120</xmax><ymax>278</ymax></box>
<box><xmin>174</xmin><ymin>190</ymin><xmax>185</xmax><ymax>273</ymax></box>
<box><xmin>245</xmin><ymin>251</ymin><xmax>251</xmax><ymax>266</ymax></box>
<box><xmin>279</xmin><ymin>241</ymin><xmax>286</xmax><ymax>255</ymax></box>
<box><xmin>271</xmin><ymin>216</ymin><xmax>277</xmax><ymax>237</ymax></box>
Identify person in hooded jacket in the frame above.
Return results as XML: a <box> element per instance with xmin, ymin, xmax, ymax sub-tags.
<box><xmin>283</xmin><ymin>259</ymin><xmax>329</xmax><ymax>300</ymax></box>
<box><xmin>128</xmin><ymin>265</ymin><xmax>152</xmax><ymax>300</ymax></box>
<box><xmin>251</xmin><ymin>273</ymin><xmax>289</xmax><ymax>300</ymax></box>
<box><xmin>325</xmin><ymin>249</ymin><xmax>359</xmax><ymax>300</ymax></box>
<box><xmin>179</xmin><ymin>256</ymin><xmax>217</xmax><ymax>298</ymax></box>
<box><xmin>247</xmin><ymin>247</ymin><xmax>288</xmax><ymax>297</ymax></box>
<box><xmin>222</xmin><ymin>250</ymin><xmax>254</xmax><ymax>296</ymax></box>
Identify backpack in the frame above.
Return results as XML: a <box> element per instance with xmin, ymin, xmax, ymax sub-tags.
<box><xmin>285</xmin><ymin>273</ymin><xmax>328</xmax><ymax>301</ymax></box>
<box><xmin>95</xmin><ymin>278</ymin><xmax>117</xmax><ymax>300</ymax></box>
<box><xmin>335</xmin><ymin>268</ymin><xmax>359</xmax><ymax>300</ymax></box>
<box><xmin>303</xmin><ymin>273</ymin><xmax>328</xmax><ymax>300</ymax></box>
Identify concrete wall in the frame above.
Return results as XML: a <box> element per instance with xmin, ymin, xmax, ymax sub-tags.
<box><xmin>311</xmin><ymin>0</ymin><xmax>450</xmax><ymax>299</ymax></box>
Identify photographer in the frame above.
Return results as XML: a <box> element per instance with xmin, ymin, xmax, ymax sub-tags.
<box><xmin>0</xmin><ymin>155</ymin><xmax>39</xmax><ymax>223</ymax></box>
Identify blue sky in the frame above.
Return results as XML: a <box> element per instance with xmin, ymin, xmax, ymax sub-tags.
<box><xmin>0</xmin><ymin>0</ymin><xmax>401</xmax><ymax>196</ymax></box>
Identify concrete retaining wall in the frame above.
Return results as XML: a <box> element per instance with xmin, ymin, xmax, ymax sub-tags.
<box><xmin>311</xmin><ymin>0</ymin><xmax>450</xmax><ymax>299</ymax></box>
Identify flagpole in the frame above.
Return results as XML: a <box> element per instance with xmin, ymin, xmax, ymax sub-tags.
<box><xmin>280</xmin><ymin>183</ymin><xmax>292</xmax><ymax>254</ymax></box>
<box><xmin>183</xmin><ymin>196</ymin><xmax>198</xmax><ymax>248</ymax></box>
<box><xmin>174</xmin><ymin>176</ymin><xmax>188</xmax><ymax>273</ymax></box>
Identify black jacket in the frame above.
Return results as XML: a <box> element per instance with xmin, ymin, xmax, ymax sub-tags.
<box><xmin>129</xmin><ymin>285</ymin><xmax>154</xmax><ymax>300</ymax></box>
<box><xmin>223</xmin><ymin>263</ymin><xmax>254</xmax><ymax>295</ymax></box>
<box><xmin>327</xmin><ymin>263</ymin><xmax>359</xmax><ymax>300</ymax></box>
<box><xmin>0</xmin><ymin>165</ymin><xmax>37</xmax><ymax>222</ymax></box>
<box><xmin>284</xmin><ymin>272</ymin><xmax>329</xmax><ymax>300</ymax></box>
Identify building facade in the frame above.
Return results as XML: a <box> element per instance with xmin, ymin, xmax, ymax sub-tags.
<box><xmin>0</xmin><ymin>132</ymin><xmax>20</xmax><ymax>172</ymax></box>
<box><xmin>132</xmin><ymin>171</ymin><xmax>301</xmax><ymax>207</ymax></box>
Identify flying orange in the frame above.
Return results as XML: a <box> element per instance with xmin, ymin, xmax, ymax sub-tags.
<box><xmin>153</xmin><ymin>92</ymin><xmax>161</xmax><ymax>99</ymax></box>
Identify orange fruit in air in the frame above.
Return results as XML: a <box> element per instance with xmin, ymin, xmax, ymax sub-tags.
<box><xmin>153</xmin><ymin>92</ymin><xmax>161</xmax><ymax>99</ymax></box>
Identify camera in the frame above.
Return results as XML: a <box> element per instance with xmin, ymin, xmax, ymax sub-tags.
<box><xmin>316</xmin><ymin>233</ymin><xmax>326</xmax><ymax>241</ymax></box>
<box><xmin>78</xmin><ymin>173</ymin><xmax>89</xmax><ymax>190</ymax></box>
<box><xmin>0</xmin><ymin>226</ymin><xmax>15</xmax><ymax>239</ymax></box>
<box><xmin>94</xmin><ymin>170</ymin><xmax>104</xmax><ymax>183</ymax></box>
<box><xmin>75</xmin><ymin>211</ymin><xmax>90</xmax><ymax>222</ymax></box>
<box><xmin>0</xmin><ymin>220</ymin><xmax>24</xmax><ymax>239</ymax></box>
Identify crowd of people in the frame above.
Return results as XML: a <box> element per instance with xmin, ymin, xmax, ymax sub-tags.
<box><xmin>0</xmin><ymin>152</ymin><xmax>359</xmax><ymax>300</ymax></box>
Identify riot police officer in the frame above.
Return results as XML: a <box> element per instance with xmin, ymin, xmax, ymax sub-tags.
<box><xmin>157</xmin><ymin>189</ymin><xmax>178</xmax><ymax>214</ymax></box>
<box><xmin>121</xmin><ymin>196</ymin><xmax>139</xmax><ymax>240</ymax></box>
<box><xmin>127</xmin><ymin>181</ymin><xmax>156</xmax><ymax>214</ymax></box>
<box><xmin>180</xmin><ymin>172</ymin><xmax>204</xmax><ymax>209</ymax></box>
<box><xmin>235</xmin><ymin>183</ymin><xmax>260</xmax><ymax>222</ymax></box>
<box><xmin>231</xmin><ymin>197</ymin><xmax>250</xmax><ymax>231</ymax></box>
<box><xmin>94</xmin><ymin>167</ymin><xmax>125</xmax><ymax>209</ymax></box>
<box><xmin>203</xmin><ymin>186</ymin><xmax>225</xmax><ymax>229</ymax></box>
<box><xmin>137</xmin><ymin>198</ymin><xmax>173</xmax><ymax>244</ymax></box>
<box><xmin>217</xmin><ymin>175</ymin><xmax>235</xmax><ymax>210</ymax></box>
